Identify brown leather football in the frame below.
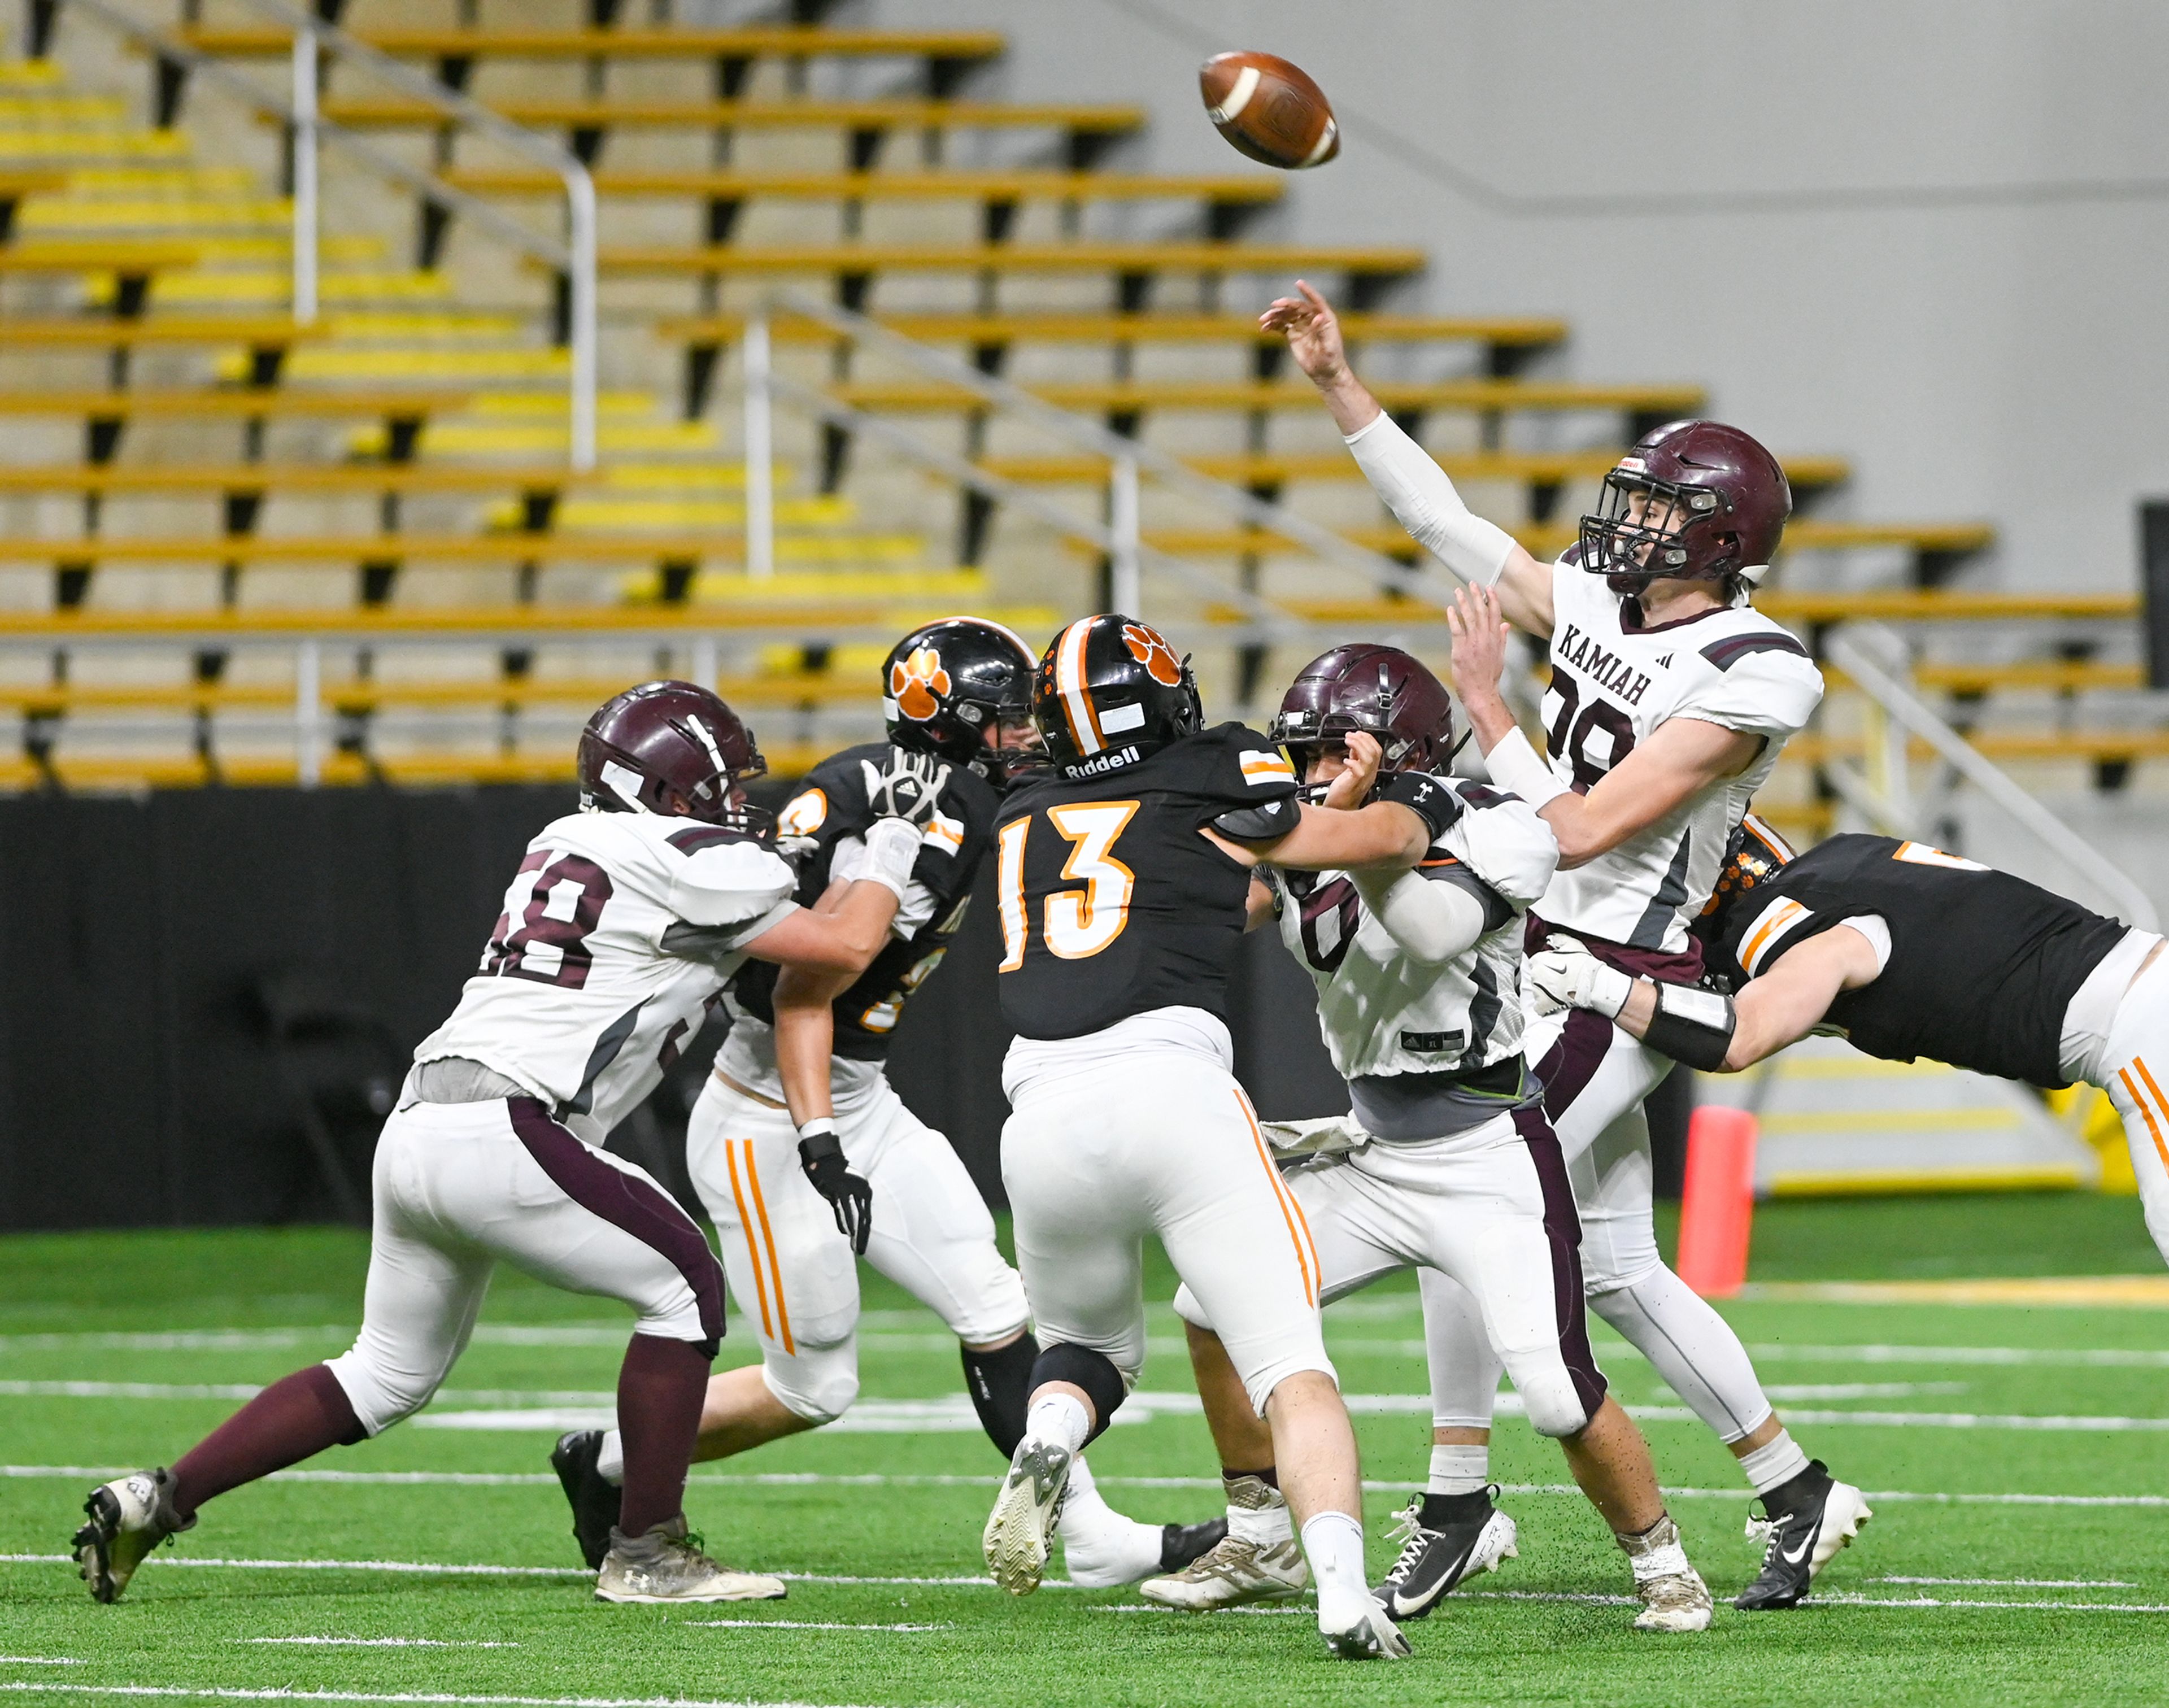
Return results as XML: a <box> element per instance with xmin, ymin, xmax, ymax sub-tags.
<box><xmin>1199</xmin><ymin>51</ymin><xmax>1339</xmax><ymax>170</ymax></box>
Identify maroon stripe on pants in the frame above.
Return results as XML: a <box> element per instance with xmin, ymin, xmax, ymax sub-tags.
<box><xmin>1533</xmin><ymin>1006</ymin><xmax>1617</xmax><ymax>1124</ymax></box>
<box><xmin>506</xmin><ymin>1097</ymin><xmax>726</xmax><ymax>1359</ymax></box>
<box><xmin>1512</xmin><ymin>1103</ymin><xmax>1609</xmax><ymax>1424</ymax></box>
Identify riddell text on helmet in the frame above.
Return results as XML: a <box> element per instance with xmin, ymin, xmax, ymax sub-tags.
<box><xmin>1060</xmin><ymin>743</ymin><xmax>1142</xmax><ymax>779</ymax></box>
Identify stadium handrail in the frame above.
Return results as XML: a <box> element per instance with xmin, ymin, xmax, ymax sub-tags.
<box><xmin>50</xmin><ymin>0</ymin><xmax>598</xmax><ymax>470</ymax></box>
<box><xmin>1823</xmin><ymin>624</ymin><xmax>2158</xmax><ymax>930</ymax></box>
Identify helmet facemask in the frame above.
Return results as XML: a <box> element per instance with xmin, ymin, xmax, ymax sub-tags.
<box><xmin>1580</xmin><ymin>470</ymin><xmax>1731</xmax><ymax>594</ymax></box>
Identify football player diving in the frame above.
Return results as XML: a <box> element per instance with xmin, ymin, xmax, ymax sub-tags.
<box><xmin>550</xmin><ymin>620</ymin><xmax>1223</xmax><ymax>1589</ymax></box>
<box><xmin>76</xmin><ymin>682</ymin><xmax>943</xmax><ymax>1606</ymax></box>
<box><xmin>1269</xmin><ymin>277</ymin><xmax>1869</xmax><ymax>1611</ymax></box>
<box><xmin>1530</xmin><ymin>821</ymin><xmax>2169</xmax><ymax>1270</ymax></box>
<box><xmin>1143</xmin><ymin>645</ymin><xmax>1717</xmax><ymax>1633</ymax></box>
<box><xmin>984</xmin><ymin>614</ymin><xmax>1458</xmax><ymax>1659</ymax></box>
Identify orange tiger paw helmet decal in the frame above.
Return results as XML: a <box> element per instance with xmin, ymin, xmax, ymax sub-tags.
<box><xmin>888</xmin><ymin>646</ymin><xmax>952</xmax><ymax>721</ymax></box>
<box><xmin>1121</xmin><ymin>623</ymin><xmax>1184</xmax><ymax>687</ymax></box>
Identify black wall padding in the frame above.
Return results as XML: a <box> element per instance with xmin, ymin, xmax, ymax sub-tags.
<box><xmin>0</xmin><ymin>787</ymin><xmax>1352</xmax><ymax>1232</ymax></box>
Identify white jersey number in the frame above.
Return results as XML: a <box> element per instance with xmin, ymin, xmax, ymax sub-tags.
<box><xmin>997</xmin><ymin>800</ymin><xmax>1139</xmax><ymax>966</ymax></box>
<box><xmin>483</xmin><ymin>849</ymin><xmax>615</xmax><ymax>989</ymax></box>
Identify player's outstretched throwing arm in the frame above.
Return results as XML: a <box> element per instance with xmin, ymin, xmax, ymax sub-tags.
<box><xmin>1264</xmin><ymin>278</ymin><xmax>1556</xmax><ymax>637</ymax></box>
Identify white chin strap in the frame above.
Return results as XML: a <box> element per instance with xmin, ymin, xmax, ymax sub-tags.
<box><xmin>1736</xmin><ymin>563</ymin><xmax>1772</xmax><ymax>588</ymax></box>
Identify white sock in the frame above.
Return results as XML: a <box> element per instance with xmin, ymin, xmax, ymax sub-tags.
<box><xmin>1736</xmin><ymin>1429</ymin><xmax>1811</xmax><ymax>1497</ymax></box>
<box><xmin>1300</xmin><ymin>1510</ymin><xmax>1369</xmax><ymax>1602</ymax></box>
<box><xmin>1023</xmin><ymin>1392</ymin><xmax>1090</xmax><ymax>1456</ymax></box>
<box><xmin>1055</xmin><ymin>1456</ymin><xmax>1113</xmax><ymax>1537</ymax></box>
<box><xmin>596</xmin><ymin>1429</ymin><xmax>625</xmax><ymax>1487</ymax></box>
<box><xmin>1428</xmin><ymin>1443</ymin><xmax>1488</xmax><ymax>1497</ymax></box>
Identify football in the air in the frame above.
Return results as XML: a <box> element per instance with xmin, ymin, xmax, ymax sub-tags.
<box><xmin>1199</xmin><ymin>50</ymin><xmax>1339</xmax><ymax>169</ymax></box>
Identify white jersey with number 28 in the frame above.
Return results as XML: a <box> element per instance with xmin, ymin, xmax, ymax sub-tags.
<box><xmin>1534</xmin><ymin>554</ymin><xmax>1823</xmax><ymax>953</ymax></box>
<box><xmin>415</xmin><ymin>811</ymin><xmax>798</xmax><ymax>1145</ymax></box>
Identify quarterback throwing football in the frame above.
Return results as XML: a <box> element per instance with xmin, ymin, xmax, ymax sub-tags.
<box><xmin>1270</xmin><ymin>279</ymin><xmax>1868</xmax><ymax>1609</ymax></box>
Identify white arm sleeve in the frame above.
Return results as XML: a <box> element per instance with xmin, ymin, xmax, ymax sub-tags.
<box><xmin>829</xmin><ymin>830</ymin><xmax>941</xmax><ymax>936</ymax></box>
<box><xmin>1478</xmin><ymin>726</ymin><xmax>1570</xmax><ymax>812</ymax></box>
<box><xmin>1351</xmin><ymin>868</ymin><xmax>1491</xmax><ymax>967</ymax></box>
<box><xmin>1344</xmin><ymin>411</ymin><xmax>1519</xmax><ymax>587</ymax></box>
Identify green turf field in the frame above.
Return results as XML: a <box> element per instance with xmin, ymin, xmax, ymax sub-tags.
<box><xmin>3</xmin><ymin>1195</ymin><xmax>2166</xmax><ymax>1708</ymax></box>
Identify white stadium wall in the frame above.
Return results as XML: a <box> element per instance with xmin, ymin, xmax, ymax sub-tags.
<box><xmin>855</xmin><ymin>0</ymin><xmax>2169</xmax><ymax>595</ymax></box>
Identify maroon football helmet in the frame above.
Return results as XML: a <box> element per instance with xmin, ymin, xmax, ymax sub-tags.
<box><xmin>1269</xmin><ymin>643</ymin><xmax>1456</xmax><ymax>790</ymax></box>
<box><xmin>576</xmin><ymin>680</ymin><xmax>769</xmax><ymax>832</ymax></box>
<box><xmin>1579</xmin><ymin>420</ymin><xmax>1792</xmax><ymax>594</ymax></box>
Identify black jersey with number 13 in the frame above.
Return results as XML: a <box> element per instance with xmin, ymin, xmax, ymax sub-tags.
<box><xmin>995</xmin><ymin>723</ymin><xmax>1299</xmax><ymax>1040</ymax></box>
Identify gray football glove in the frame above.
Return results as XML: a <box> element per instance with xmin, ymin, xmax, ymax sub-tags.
<box><xmin>867</xmin><ymin>748</ymin><xmax>950</xmax><ymax>827</ymax></box>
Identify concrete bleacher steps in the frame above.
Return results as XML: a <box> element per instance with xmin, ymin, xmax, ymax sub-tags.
<box><xmin>0</xmin><ymin>15</ymin><xmax>2042</xmax><ymax>797</ymax></box>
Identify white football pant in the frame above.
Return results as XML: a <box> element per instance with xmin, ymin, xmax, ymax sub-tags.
<box><xmin>2096</xmin><ymin>957</ymin><xmax>2169</xmax><ymax>1267</ymax></box>
<box><xmin>685</xmin><ymin>1073</ymin><xmax>1029</xmax><ymax>1424</ymax></box>
<box><xmin>327</xmin><ymin>1097</ymin><xmax>721</xmax><ymax>1435</ymax></box>
<box><xmin>1175</xmin><ymin>1108</ymin><xmax>1606</xmax><ymax>1438</ymax></box>
<box><xmin>1001</xmin><ymin>1047</ymin><xmax>1334</xmax><ymax>1415</ymax></box>
<box><xmin>1425</xmin><ymin>1008</ymin><xmax>1776</xmax><ymax>1445</ymax></box>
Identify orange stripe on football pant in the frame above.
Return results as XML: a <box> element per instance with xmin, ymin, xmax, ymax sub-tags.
<box><xmin>723</xmin><ymin>1140</ymin><xmax>774</xmax><ymax>1342</ymax></box>
<box><xmin>1236</xmin><ymin>1091</ymin><xmax>1316</xmax><ymax>1308</ymax></box>
<box><xmin>2129</xmin><ymin>1059</ymin><xmax>2169</xmax><ymax>1174</ymax></box>
<box><xmin>1235</xmin><ymin>1086</ymin><xmax>1321</xmax><ymax>1289</ymax></box>
<box><xmin>742</xmin><ymin>1140</ymin><xmax>795</xmax><ymax>1355</ymax></box>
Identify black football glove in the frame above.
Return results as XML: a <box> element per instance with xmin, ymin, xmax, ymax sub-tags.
<box><xmin>868</xmin><ymin>748</ymin><xmax>950</xmax><ymax>827</ymax></box>
<box><xmin>797</xmin><ymin>1121</ymin><xmax>873</xmax><ymax>1256</ymax></box>
<box><xmin>1377</xmin><ymin>770</ymin><xmax>1465</xmax><ymax>842</ymax></box>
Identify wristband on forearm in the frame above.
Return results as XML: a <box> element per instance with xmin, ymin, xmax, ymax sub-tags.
<box><xmin>1344</xmin><ymin>412</ymin><xmax>1518</xmax><ymax>587</ymax></box>
<box><xmin>1479</xmin><ymin>727</ymin><xmax>1570</xmax><ymax>812</ymax></box>
<box><xmin>1375</xmin><ymin>771</ymin><xmax>1464</xmax><ymax>843</ymax></box>
<box><xmin>796</xmin><ymin>1117</ymin><xmax>840</xmax><ymax>1150</ymax></box>
<box><xmin>855</xmin><ymin>815</ymin><xmax>921</xmax><ymax>903</ymax></box>
<box><xmin>1641</xmin><ymin>982</ymin><xmax>1737</xmax><ymax>1072</ymax></box>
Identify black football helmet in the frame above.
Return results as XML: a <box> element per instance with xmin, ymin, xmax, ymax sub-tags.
<box><xmin>577</xmin><ymin>680</ymin><xmax>770</xmax><ymax>836</ymax></box>
<box><xmin>1031</xmin><ymin>613</ymin><xmax>1203</xmax><ymax>777</ymax></box>
<box><xmin>1579</xmin><ymin>420</ymin><xmax>1792</xmax><ymax>595</ymax></box>
<box><xmin>1269</xmin><ymin>643</ymin><xmax>1457</xmax><ymax>795</ymax></box>
<box><xmin>1693</xmin><ymin>810</ymin><xmax>1797</xmax><ymax>949</ymax></box>
<box><xmin>882</xmin><ymin>616</ymin><xmax>1042</xmax><ymax>786</ymax></box>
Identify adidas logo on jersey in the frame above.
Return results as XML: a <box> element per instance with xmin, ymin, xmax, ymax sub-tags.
<box><xmin>1060</xmin><ymin>743</ymin><xmax>1142</xmax><ymax>779</ymax></box>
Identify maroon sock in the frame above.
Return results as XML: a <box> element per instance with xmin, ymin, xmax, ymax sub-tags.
<box><xmin>615</xmin><ymin>1333</ymin><xmax>712</xmax><ymax>1539</ymax></box>
<box><xmin>169</xmin><ymin>1364</ymin><xmax>363</xmax><ymax>1522</ymax></box>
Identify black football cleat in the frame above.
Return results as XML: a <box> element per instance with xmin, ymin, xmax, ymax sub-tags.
<box><xmin>1157</xmin><ymin>1515</ymin><xmax>1230</xmax><ymax>1575</ymax></box>
<box><xmin>1370</xmin><ymin>1488</ymin><xmax>1519</xmax><ymax>1621</ymax></box>
<box><xmin>551</xmin><ymin>1428</ymin><xmax>621</xmax><ymax>1572</ymax></box>
<box><xmin>1734</xmin><ymin>1459</ymin><xmax>1874</xmax><ymax>1610</ymax></box>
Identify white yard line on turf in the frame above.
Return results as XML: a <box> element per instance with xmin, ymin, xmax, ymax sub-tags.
<box><xmin>0</xmin><ymin>1662</ymin><xmax>81</xmax><ymax>1667</ymax></box>
<box><xmin>0</xmin><ymin>1687</ymin><xmax>911</xmax><ymax>1708</ymax></box>
<box><xmin>20</xmin><ymin>1382</ymin><xmax>2166</xmax><ymax>1433</ymax></box>
<box><xmin>680</xmin><ymin>1622</ymin><xmax>951</xmax><ymax>1633</ymax></box>
<box><xmin>1872</xmin><ymin>1576</ymin><xmax>2137</xmax><ymax>1588</ymax></box>
<box><xmin>7</xmin><ymin>1470</ymin><xmax>2169</xmax><ymax>1507</ymax></box>
<box><xmin>238</xmin><ymin>1641</ymin><xmax>517</xmax><ymax>1649</ymax></box>
<box><xmin>0</xmin><ymin>1555</ymin><xmax>1077</xmax><ymax>1590</ymax></box>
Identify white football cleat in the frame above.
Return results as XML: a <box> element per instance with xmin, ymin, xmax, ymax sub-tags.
<box><xmin>1138</xmin><ymin>1531</ymin><xmax>1311</xmax><ymax>1610</ymax></box>
<box><xmin>1317</xmin><ymin>1588</ymin><xmax>1411</xmax><ymax>1659</ymax></box>
<box><xmin>593</xmin><ymin>1516</ymin><xmax>786</xmax><ymax>1604</ymax></box>
<box><xmin>982</xmin><ymin>1439</ymin><xmax>1073</xmax><ymax>1596</ymax></box>
<box><xmin>73</xmin><ymin>1467</ymin><xmax>189</xmax><ymax>1604</ymax></box>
